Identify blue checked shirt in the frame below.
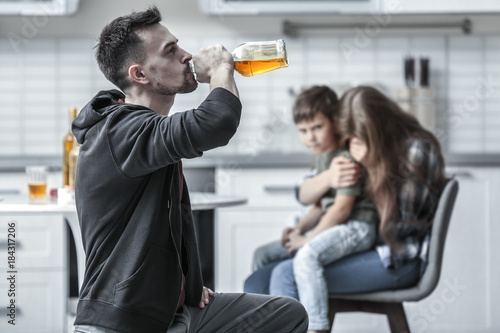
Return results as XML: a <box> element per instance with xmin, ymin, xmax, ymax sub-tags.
<box><xmin>376</xmin><ymin>138</ymin><xmax>444</xmax><ymax>272</ymax></box>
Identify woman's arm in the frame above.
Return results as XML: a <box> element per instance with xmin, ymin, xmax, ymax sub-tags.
<box><xmin>298</xmin><ymin>156</ymin><xmax>361</xmax><ymax>205</ymax></box>
<box><xmin>298</xmin><ymin>170</ymin><xmax>334</xmax><ymax>205</ymax></box>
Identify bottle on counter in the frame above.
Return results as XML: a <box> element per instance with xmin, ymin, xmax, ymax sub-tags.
<box><xmin>63</xmin><ymin>107</ymin><xmax>78</xmax><ymax>187</ymax></box>
<box><xmin>397</xmin><ymin>56</ymin><xmax>435</xmax><ymax>131</ymax></box>
<box><xmin>232</xmin><ymin>39</ymin><xmax>289</xmax><ymax>77</ymax></box>
<box><xmin>68</xmin><ymin>141</ymin><xmax>81</xmax><ymax>189</ymax></box>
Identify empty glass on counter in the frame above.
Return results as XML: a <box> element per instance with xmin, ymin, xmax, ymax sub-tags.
<box><xmin>232</xmin><ymin>39</ymin><xmax>289</xmax><ymax>77</ymax></box>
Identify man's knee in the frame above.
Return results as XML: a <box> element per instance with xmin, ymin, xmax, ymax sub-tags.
<box><xmin>278</xmin><ymin>296</ymin><xmax>309</xmax><ymax>329</ymax></box>
<box><xmin>274</xmin><ymin>296</ymin><xmax>307</xmax><ymax>316</ymax></box>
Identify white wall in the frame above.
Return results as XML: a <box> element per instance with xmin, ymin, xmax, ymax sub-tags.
<box><xmin>2</xmin><ymin>32</ymin><xmax>500</xmax><ymax>159</ymax></box>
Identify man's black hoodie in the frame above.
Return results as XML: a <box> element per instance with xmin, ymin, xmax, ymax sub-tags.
<box><xmin>72</xmin><ymin>88</ymin><xmax>241</xmax><ymax>332</ymax></box>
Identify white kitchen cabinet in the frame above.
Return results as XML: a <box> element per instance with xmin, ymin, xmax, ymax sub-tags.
<box><xmin>214</xmin><ymin>167</ymin><xmax>310</xmax><ymax>292</ymax></box>
<box><xmin>0</xmin><ymin>270</ymin><xmax>66</xmax><ymax>333</ymax></box>
<box><xmin>383</xmin><ymin>0</ymin><xmax>500</xmax><ymax>13</ymax></box>
<box><xmin>0</xmin><ymin>173</ymin><xmax>68</xmax><ymax>333</ymax></box>
<box><xmin>0</xmin><ymin>215</ymin><xmax>66</xmax><ymax>270</ymax></box>
<box><xmin>0</xmin><ymin>214</ymin><xmax>68</xmax><ymax>333</ymax></box>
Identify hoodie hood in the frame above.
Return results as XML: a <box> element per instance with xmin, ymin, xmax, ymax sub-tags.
<box><xmin>72</xmin><ymin>89</ymin><xmax>125</xmax><ymax>144</ymax></box>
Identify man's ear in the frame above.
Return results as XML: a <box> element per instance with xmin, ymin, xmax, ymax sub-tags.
<box><xmin>128</xmin><ymin>64</ymin><xmax>149</xmax><ymax>85</ymax></box>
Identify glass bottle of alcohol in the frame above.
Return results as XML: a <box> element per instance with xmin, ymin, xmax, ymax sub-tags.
<box><xmin>63</xmin><ymin>107</ymin><xmax>78</xmax><ymax>186</ymax></box>
<box><xmin>68</xmin><ymin>142</ymin><xmax>81</xmax><ymax>189</ymax></box>
<box><xmin>232</xmin><ymin>39</ymin><xmax>289</xmax><ymax>77</ymax></box>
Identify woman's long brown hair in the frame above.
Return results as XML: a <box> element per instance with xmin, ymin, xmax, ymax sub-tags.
<box><xmin>338</xmin><ymin>86</ymin><xmax>446</xmax><ymax>249</ymax></box>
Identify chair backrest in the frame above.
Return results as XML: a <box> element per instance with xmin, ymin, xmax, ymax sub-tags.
<box><xmin>330</xmin><ymin>178</ymin><xmax>459</xmax><ymax>303</ymax></box>
<box><xmin>410</xmin><ymin>178</ymin><xmax>459</xmax><ymax>300</ymax></box>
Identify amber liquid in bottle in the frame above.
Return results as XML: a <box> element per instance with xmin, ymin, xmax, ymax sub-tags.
<box><xmin>232</xmin><ymin>39</ymin><xmax>288</xmax><ymax>77</ymax></box>
<box><xmin>234</xmin><ymin>58</ymin><xmax>288</xmax><ymax>77</ymax></box>
<box><xmin>68</xmin><ymin>143</ymin><xmax>81</xmax><ymax>188</ymax></box>
<box><xmin>63</xmin><ymin>107</ymin><xmax>77</xmax><ymax>186</ymax></box>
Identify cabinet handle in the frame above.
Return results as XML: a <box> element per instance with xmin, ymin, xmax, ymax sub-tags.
<box><xmin>2</xmin><ymin>306</ymin><xmax>22</xmax><ymax>317</ymax></box>
<box><xmin>0</xmin><ymin>240</ymin><xmax>21</xmax><ymax>249</ymax></box>
<box><xmin>263</xmin><ymin>185</ymin><xmax>295</xmax><ymax>193</ymax></box>
<box><xmin>0</xmin><ymin>189</ymin><xmax>20</xmax><ymax>195</ymax></box>
<box><xmin>448</xmin><ymin>171</ymin><xmax>474</xmax><ymax>179</ymax></box>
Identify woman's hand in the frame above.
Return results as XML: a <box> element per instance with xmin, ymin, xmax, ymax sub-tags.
<box><xmin>329</xmin><ymin>156</ymin><xmax>362</xmax><ymax>188</ymax></box>
<box><xmin>199</xmin><ymin>286</ymin><xmax>214</xmax><ymax>308</ymax></box>
<box><xmin>285</xmin><ymin>229</ymin><xmax>307</xmax><ymax>255</ymax></box>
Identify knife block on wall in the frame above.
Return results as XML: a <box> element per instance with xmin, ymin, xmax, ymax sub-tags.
<box><xmin>396</xmin><ymin>87</ymin><xmax>435</xmax><ymax>132</ymax></box>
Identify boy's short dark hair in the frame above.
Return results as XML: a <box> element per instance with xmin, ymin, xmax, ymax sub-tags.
<box><xmin>292</xmin><ymin>85</ymin><xmax>338</xmax><ymax>124</ymax></box>
<box><xmin>95</xmin><ymin>6</ymin><xmax>162</xmax><ymax>91</ymax></box>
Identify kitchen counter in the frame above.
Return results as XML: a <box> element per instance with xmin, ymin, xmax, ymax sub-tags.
<box><xmin>0</xmin><ymin>192</ymin><xmax>247</xmax><ymax>293</ymax></box>
<box><xmin>2</xmin><ymin>151</ymin><xmax>500</xmax><ymax>172</ymax></box>
<box><xmin>183</xmin><ymin>151</ymin><xmax>500</xmax><ymax>168</ymax></box>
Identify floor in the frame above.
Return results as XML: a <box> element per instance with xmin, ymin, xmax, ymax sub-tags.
<box><xmin>67</xmin><ymin>314</ymin><xmax>76</xmax><ymax>333</ymax></box>
<box><xmin>67</xmin><ymin>297</ymin><xmax>77</xmax><ymax>333</ymax></box>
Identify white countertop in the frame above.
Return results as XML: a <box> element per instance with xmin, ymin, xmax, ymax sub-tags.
<box><xmin>0</xmin><ymin>191</ymin><xmax>247</xmax><ymax>213</ymax></box>
<box><xmin>0</xmin><ymin>191</ymin><xmax>247</xmax><ymax>293</ymax></box>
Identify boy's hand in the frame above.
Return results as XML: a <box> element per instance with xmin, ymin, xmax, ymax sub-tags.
<box><xmin>285</xmin><ymin>229</ymin><xmax>307</xmax><ymax>254</ymax></box>
<box><xmin>329</xmin><ymin>156</ymin><xmax>361</xmax><ymax>188</ymax></box>
<box><xmin>281</xmin><ymin>227</ymin><xmax>296</xmax><ymax>246</ymax></box>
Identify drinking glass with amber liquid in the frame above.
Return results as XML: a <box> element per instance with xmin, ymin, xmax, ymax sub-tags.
<box><xmin>26</xmin><ymin>166</ymin><xmax>48</xmax><ymax>204</ymax></box>
<box><xmin>232</xmin><ymin>39</ymin><xmax>289</xmax><ymax>77</ymax></box>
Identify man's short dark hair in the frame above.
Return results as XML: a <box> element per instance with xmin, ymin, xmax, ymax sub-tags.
<box><xmin>95</xmin><ymin>6</ymin><xmax>162</xmax><ymax>91</ymax></box>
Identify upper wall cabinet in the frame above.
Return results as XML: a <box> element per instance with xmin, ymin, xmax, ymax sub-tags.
<box><xmin>0</xmin><ymin>0</ymin><xmax>80</xmax><ymax>16</ymax></box>
<box><xmin>198</xmin><ymin>0</ymin><xmax>500</xmax><ymax>15</ymax></box>
<box><xmin>384</xmin><ymin>0</ymin><xmax>500</xmax><ymax>14</ymax></box>
<box><xmin>198</xmin><ymin>0</ymin><xmax>381</xmax><ymax>15</ymax></box>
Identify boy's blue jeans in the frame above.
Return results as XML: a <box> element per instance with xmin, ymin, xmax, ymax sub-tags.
<box><xmin>251</xmin><ymin>239</ymin><xmax>291</xmax><ymax>272</ymax></box>
<box><xmin>293</xmin><ymin>221</ymin><xmax>376</xmax><ymax>330</ymax></box>
<box><xmin>250</xmin><ymin>221</ymin><xmax>376</xmax><ymax>331</ymax></box>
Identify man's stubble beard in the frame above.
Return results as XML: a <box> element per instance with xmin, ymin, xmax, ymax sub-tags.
<box><xmin>155</xmin><ymin>64</ymin><xmax>198</xmax><ymax>96</ymax></box>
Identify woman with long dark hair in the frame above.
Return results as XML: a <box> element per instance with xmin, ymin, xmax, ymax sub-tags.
<box><xmin>338</xmin><ymin>86</ymin><xmax>447</xmax><ymax>270</ymax></box>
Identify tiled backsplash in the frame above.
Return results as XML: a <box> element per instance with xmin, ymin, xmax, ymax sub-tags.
<box><xmin>1</xmin><ymin>34</ymin><xmax>499</xmax><ymax>158</ymax></box>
